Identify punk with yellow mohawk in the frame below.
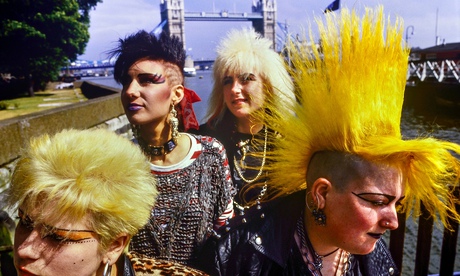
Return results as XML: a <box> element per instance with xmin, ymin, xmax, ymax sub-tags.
<box><xmin>197</xmin><ymin>6</ymin><xmax>460</xmax><ymax>276</ymax></box>
<box><xmin>263</xmin><ymin>6</ymin><xmax>460</xmax><ymax>228</ymax></box>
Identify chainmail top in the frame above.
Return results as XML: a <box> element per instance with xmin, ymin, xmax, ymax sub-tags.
<box><xmin>130</xmin><ymin>134</ymin><xmax>235</xmax><ymax>265</ymax></box>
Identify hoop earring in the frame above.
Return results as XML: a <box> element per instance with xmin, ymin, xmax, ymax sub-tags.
<box><xmin>306</xmin><ymin>192</ymin><xmax>326</xmax><ymax>226</ymax></box>
<box><xmin>169</xmin><ymin>103</ymin><xmax>180</xmax><ymax>144</ymax></box>
<box><xmin>103</xmin><ymin>259</ymin><xmax>112</xmax><ymax>276</ymax></box>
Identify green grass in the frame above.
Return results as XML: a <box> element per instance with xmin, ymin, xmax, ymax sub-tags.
<box><xmin>0</xmin><ymin>86</ymin><xmax>87</xmax><ymax>121</ymax></box>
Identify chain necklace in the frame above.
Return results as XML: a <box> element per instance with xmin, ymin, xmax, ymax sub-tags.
<box><xmin>233</xmin><ymin>181</ymin><xmax>267</xmax><ymax>213</ymax></box>
<box><xmin>296</xmin><ymin>216</ymin><xmax>341</xmax><ymax>275</ymax></box>
<box><xmin>233</xmin><ymin>125</ymin><xmax>268</xmax><ymax>184</ymax></box>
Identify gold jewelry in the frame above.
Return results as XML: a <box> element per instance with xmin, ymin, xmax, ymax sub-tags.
<box><xmin>236</xmin><ymin>139</ymin><xmax>250</xmax><ymax>162</ymax></box>
<box><xmin>169</xmin><ymin>103</ymin><xmax>180</xmax><ymax>144</ymax></box>
<box><xmin>233</xmin><ymin>125</ymin><xmax>268</xmax><ymax>184</ymax></box>
<box><xmin>233</xmin><ymin>180</ymin><xmax>267</xmax><ymax>212</ymax></box>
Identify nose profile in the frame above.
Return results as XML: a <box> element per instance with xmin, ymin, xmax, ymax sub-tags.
<box><xmin>15</xmin><ymin>228</ymin><xmax>45</xmax><ymax>260</ymax></box>
<box><xmin>231</xmin><ymin>79</ymin><xmax>243</xmax><ymax>94</ymax></box>
<box><xmin>124</xmin><ymin>80</ymin><xmax>140</xmax><ymax>98</ymax></box>
<box><xmin>381</xmin><ymin>205</ymin><xmax>399</xmax><ymax>230</ymax></box>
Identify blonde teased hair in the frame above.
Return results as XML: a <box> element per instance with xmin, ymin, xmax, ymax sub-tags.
<box><xmin>205</xmin><ymin>27</ymin><xmax>294</xmax><ymax>126</ymax></box>
<box><xmin>259</xmin><ymin>7</ymin><xmax>460</xmax><ymax>228</ymax></box>
<box><xmin>7</xmin><ymin>128</ymin><xmax>157</xmax><ymax>250</ymax></box>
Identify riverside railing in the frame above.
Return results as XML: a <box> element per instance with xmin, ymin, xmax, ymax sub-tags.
<box><xmin>389</xmin><ymin>186</ymin><xmax>459</xmax><ymax>275</ymax></box>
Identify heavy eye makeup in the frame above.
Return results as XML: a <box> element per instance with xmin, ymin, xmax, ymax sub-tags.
<box><xmin>137</xmin><ymin>73</ymin><xmax>165</xmax><ymax>85</ymax></box>
<box><xmin>122</xmin><ymin>73</ymin><xmax>165</xmax><ymax>87</ymax></box>
<box><xmin>351</xmin><ymin>192</ymin><xmax>405</xmax><ymax>208</ymax></box>
<box><xmin>17</xmin><ymin>209</ymin><xmax>97</xmax><ymax>243</ymax></box>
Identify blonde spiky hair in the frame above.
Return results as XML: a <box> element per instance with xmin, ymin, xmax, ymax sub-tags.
<box><xmin>260</xmin><ymin>6</ymin><xmax>460</xmax><ymax>228</ymax></box>
<box><xmin>7</xmin><ymin>128</ymin><xmax>157</xmax><ymax>250</ymax></box>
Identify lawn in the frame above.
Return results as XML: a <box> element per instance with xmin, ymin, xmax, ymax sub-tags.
<box><xmin>0</xmin><ymin>85</ymin><xmax>87</xmax><ymax>121</ymax></box>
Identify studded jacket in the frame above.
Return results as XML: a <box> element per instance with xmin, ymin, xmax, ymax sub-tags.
<box><xmin>195</xmin><ymin>190</ymin><xmax>399</xmax><ymax>276</ymax></box>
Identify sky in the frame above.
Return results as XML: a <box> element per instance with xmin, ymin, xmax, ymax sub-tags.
<box><xmin>78</xmin><ymin>0</ymin><xmax>460</xmax><ymax>62</ymax></box>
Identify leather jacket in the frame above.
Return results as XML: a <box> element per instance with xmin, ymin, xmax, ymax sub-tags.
<box><xmin>196</xmin><ymin>190</ymin><xmax>399</xmax><ymax>276</ymax></box>
<box><xmin>116</xmin><ymin>253</ymin><xmax>136</xmax><ymax>276</ymax></box>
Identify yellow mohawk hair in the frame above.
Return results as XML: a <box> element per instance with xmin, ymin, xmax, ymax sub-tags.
<box><xmin>261</xmin><ymin>6</ymin><xmax>460</xmax><ymax>228</ymax></box>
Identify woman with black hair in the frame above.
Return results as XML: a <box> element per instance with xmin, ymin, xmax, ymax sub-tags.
<box><xmin>109</xmin><ymin>30</ymin><xmax>235</xmax><ymax>266</ymax></box>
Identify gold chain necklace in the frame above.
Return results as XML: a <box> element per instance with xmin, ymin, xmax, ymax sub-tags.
<box><xmin>233</xmin><ymin>181</ymin><xmax>267</xmax><ymax>212</ymax></box>
<box><xmin>233</xmin><ymin>125</ymin><xmax>268</xmax><ymax>184</ymax></box>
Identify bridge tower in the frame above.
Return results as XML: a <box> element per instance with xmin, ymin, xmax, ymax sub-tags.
<box><xmin>251</xmin><ymin>0</ymin><xmax>277</xmax><ymax>50</ymax></box>
<box><xmin>159</xmin><ymin>0</ymin><xmax>277</xmax><ymax>51</ymax></box>
<box><xmin>160</xmin><ymin>0</ymin><xmax>186</xmax><ymax>47</ymax></box>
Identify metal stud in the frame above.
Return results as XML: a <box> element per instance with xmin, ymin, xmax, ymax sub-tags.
<box><xmin>388</xmin><ymin>267</ymin><xmax>395</xmax><ymax>275</ymax></box>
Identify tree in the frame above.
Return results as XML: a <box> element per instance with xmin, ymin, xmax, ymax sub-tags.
<box><xmin>0</xmin><ymin>0</ymin><xmax>102</xmax><ymax>96</ymax></box>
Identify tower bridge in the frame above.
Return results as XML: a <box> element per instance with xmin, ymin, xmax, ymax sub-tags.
<box><xmin>160</xmin><ymin>0</ymin><xmax>277</xmax><ymax>50</ymax></box>
<box><xmin>63</xmin><ymin>1</ymin><xmax>277</xmax><ymax>75</ymax></box>
<box><xmin>184</xmin><ymin>11</ymin><xmax>262</xmax><ymax>22</ymax></box>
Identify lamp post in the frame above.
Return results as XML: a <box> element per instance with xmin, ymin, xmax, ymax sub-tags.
<box><xmin>405</xmin><ymin>25</ymin><xmax>415</xmax><ymax>44</ymax></box>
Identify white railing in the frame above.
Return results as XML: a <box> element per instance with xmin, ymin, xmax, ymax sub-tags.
<box><xmin>407</xmin><ymin>59</ymin><xmax>460</xmax><ymax>83</ymax></box>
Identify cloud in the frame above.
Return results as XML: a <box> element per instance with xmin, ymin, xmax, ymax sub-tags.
<box><xmin>82</xmin><ymin>0</ymin><xmax>159</xmax><ymax>60</ymax></box>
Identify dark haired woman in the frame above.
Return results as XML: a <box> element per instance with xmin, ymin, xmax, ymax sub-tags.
<box><xmin>109</xmin><ymin>30</ymin><xmax>235</xmax><ymax>266</ymax></box>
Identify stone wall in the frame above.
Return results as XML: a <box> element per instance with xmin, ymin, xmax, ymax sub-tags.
<box><xmin>0</xmin><ymin>82</ymin><xmax>130</xmax><ymax>209</ymax></box>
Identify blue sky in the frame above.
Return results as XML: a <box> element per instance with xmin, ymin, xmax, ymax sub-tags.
<box><xmin>79</xmin><ymin>0</ymin><xmax>460</xmax><ymax>61</ymax></box>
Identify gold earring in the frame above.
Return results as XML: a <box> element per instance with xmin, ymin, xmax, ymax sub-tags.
<box><xmin>169</xmin><ymin>103</ymin><xmax>179</xmax><ymax>143</ymax></box>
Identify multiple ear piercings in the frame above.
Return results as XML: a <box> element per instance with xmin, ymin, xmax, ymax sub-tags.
<box><xmin>306</xmin><ymin>192</ymin><xmax>392</xmax><ymax>227</ymax></box>
<box><xmin>306</xmin><ymin>192</ymin><xmax>326</xmax><ymax>226</ymax></box>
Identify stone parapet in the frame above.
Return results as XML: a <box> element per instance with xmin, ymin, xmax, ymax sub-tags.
<box><xmin>0</xmin><ymin>82</ymin><xmax>129</xmax><ymax>201</ymax></box>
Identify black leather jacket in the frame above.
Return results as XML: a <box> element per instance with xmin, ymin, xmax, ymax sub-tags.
<box><xmin>196</xmin><ymin>190</ymin><xmax>399</xmax><ymax>276</ymax></box>
<box><xmin>116</xmin><ymin>253</ymin><xmax>135</xmax><ymax>276</ymax></box>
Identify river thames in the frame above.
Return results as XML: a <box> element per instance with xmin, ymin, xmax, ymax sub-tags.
<box><xmin>88</xmin><ymin>69</ymin><xmax>459</xmax><ymax>275</ymax></box>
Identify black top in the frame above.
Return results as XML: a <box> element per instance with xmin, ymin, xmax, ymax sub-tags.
<box><xmin>191</xmin><ymin>118</ymin><xmax>269</xmax><ymax>207</ymax></box>
<box><xmin>195</xmin><ymin>190</ymin><xmax>400</xmax><ymax>276</ymax></box>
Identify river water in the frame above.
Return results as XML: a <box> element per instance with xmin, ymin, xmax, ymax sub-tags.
<box><xmin>87</xmin><ymin>70</ymin><xmax>460</xmax><ymax>275</ymax></box>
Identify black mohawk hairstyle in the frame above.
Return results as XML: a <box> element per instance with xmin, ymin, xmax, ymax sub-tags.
<box><xmin>109</xmin><ymin>30</ymin><xmax>186</xmax><ymax>84</ymax></box>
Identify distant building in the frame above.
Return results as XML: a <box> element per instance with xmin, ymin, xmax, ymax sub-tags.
<box><xmin>410</xmin><ymin>42</ymin><xmax>460</xmax><ymax>61</ymax></box>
